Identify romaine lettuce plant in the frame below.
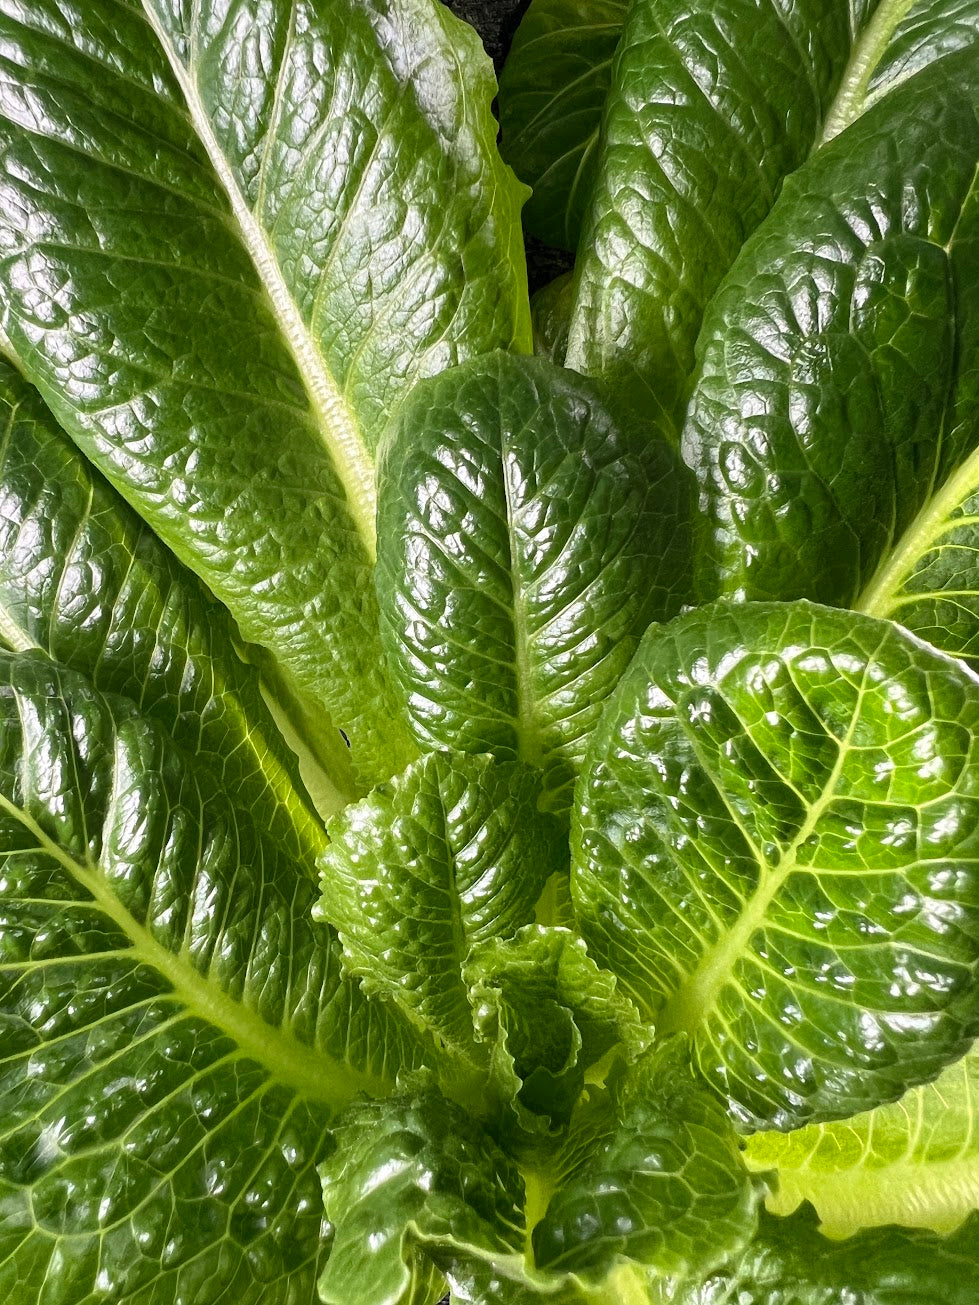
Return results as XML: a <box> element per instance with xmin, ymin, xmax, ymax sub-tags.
<box><xmin>1</xmin><ymin>0</ymin><xmax>979</xmax><ymax>1302</ymax></box>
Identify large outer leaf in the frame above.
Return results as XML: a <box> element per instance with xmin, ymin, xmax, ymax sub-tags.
<box><xmin>566</xmin><ymin>0</ymin><xmax>979</xmax><ymax>439</ymax></box>
<box><xmin>684</xmin><ymin>52</ymin><xmax>979</xmax><ymax>608</ymax></box>
<box><xmin>564</xmin><ymin>0</ymin><xmax>877</xmax><ymax>433</ymax></box>
<box><xmin>317</xmin><ymin>752</ymin><xmax>563</xmax><ymax>1055</ymax></box>
<box><xmin>743</xmin><ymin>1045</ymin><xmax>979</xmax><ymax>1235</ymax></box>
<box><xmin>572</xmin><ymin>601</ymin><xmax>979</xmax><ymax>1131</ymax></box>
<box><xmin>375</xmin><ymin>353</ymin><xmax>692</xmax><ymax>813</ymax></box>
<box><xmin>498</xmin><ymin>0</ymin><xmax>626</xmax><ymax>252</ymax></box>
<box><xmin>680</xmin><ymin>1205</ymin><xmax>979</xmax><ymax>1305</ymax></box>
<box><xmin>0</xmin><ymin>357</ymin><xmax>345</xmax><ymax>846</ymax></box>
<box><xmin>0</xmin><ymin>0</ymin><xmax>529</xmax><ymax>789</ymax></box>
<box><xmin>0</xmin><ymin>653</ymin><xmax>423</xmax><ymax>1303</ymax></box>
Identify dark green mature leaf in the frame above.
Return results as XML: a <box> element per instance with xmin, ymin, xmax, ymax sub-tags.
<box><xmin>684</xmin><ymin>51</ymin><xmax>979</xmax><ymax>609</ymax></box>
<box><xmin>530</xmin><ymin>1044</ymin><xmax>765</xmax><ymax>1290</ymax></box>
<box><xmin>565</xmin><ymin>0</ymin><xmax>877</xmax><ymax>434</ymax></box>
<box><xmin>0</xmin><ymin>653</ymin><xmax>423</xmax><ymax>1304</ymax></box>
<box><xmin>744</xmin><ymin>1045</ymin><xmax>979</xmax><ymax>1235</ymax></box>
<box><xmin>375</xmin><ymin>352</ymin><xmax>692</xmax><ymax>813</ymax></box>
<box><xmin>0</xmin><ymin>356</ymin><xmax>345</xmax><ymax>846</ymax></box>
<box><xmin>680</xmin><ymin>1205</ymin><xmax>979</xmax><ymax>1305</ymax></box>
<box><xmin>572</xmin><ymin>601</ymin><xmax>979</xmax><ymax>1131</ymax></box>
<box><xmin>318</xmin><ymin>1089</ymin><xmax>526</xmax><ymax>1305</ymax></box>
<box><xmin>498</xmin><ymin>0</ymin><xmax>626</xmax><ymax>251</ymax></box>
<box><xmin>0</xmin><ymin>0</ymin><xmax>530</xmax><ymax>789</ymax></box>
<box><xmin>317</xmin><ymin>752</ymin><xmax>564</xmax><ymax>1055</ymax></box>
<box><xmin>466</xmin><ymin>925</ymin><xmax>647</xmax><ymax>1136</ymax></box>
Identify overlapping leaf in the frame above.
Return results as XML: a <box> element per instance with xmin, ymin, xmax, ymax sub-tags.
<box><xmin>375</xmin><ymin>352</ymin><xmax>691</xmax><ymax>812</ymax></box>
<box><xmin>684</xmin><ymin>51</ymin><xmax>979</xmax><ymax>610</ymax></box>
<box><xmin>0</xmin><ymin>653</ymin><xmax>422</xmax><ymax>1303</ymax></box>
<box><xmin>0</xmin><ymin>0</ymin><xmax>530</xmax><ymax>788</ymax></box>
<box><xmin>573</xmin><ymin>601</ymin><xmax>979</xmax><ymax>1130</ymax></box>
<box><xmin>317</xmin><ymin>752</ymin><xmax>564</xmax><ymax>1054</ymax></box>
<box><xmin>744</xmin><ymin>1045</ymin><xmax>979</xmax><ymax>1234</ymax></box>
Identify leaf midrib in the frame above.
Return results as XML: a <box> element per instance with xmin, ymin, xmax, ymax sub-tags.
<box><xmin>0</xmin><ymin>792</ymin><xmax>383</xmax><ymax>1108</ymax></box>
<box><xmin>658</xmin><ymin>675</ymin><xmax>864</xmax><ymax>1038</ymax></box>
<box><xmin>816</xmin><ymin>0</ymin><xmax>915</xmax><ymax>147</ymax></box>
<box><xmin>139</xmin><ymin>2</ymin><xmax>377</xmax><ymax>559</ymax></box>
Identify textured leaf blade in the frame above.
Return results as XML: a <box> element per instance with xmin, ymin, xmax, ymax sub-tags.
<box><xmin>375</xmin><ymin>353</ymin><xmax>692</xmax><ymax>813</ymax></box>
<box><xmin>744</xmin><ymin>1045</ymin><xmax>979</xmax><ymax>1235</ymax></box>
<box><xmin>0</xmin><ymin>0</ymin><xmax>529</xmax><ymax>788</ymax></box>
<box><xmin>498</xmin><ymin>0</ymin><xmax>626</xmax><ymax>251</ymax></box>
<box><xmin>0</xmin><ymin>653</ymin><xmax>423</xmax><ymax>1304</ymax></box>
<box><xmin>680</xmin><ymin>1205</ymin><xmax>979</xmax><ymax>1305</ymax></box>
<box><xmin>684</xmin><ymin>53</ymin><xmax>979</xmax><ymax>609</ymax></box>
<box><xmin>565</xmin><ymin>0</ymin><xmax>877</xmax><ymax>435</ymax></box>
<box><xmin>317</xmin><ymin>752</ymin><xmax>564</xmax><ymax>1053</ymax></box>
<box><xmin>572</xmin><ymin>601</ymin><xmax>979</xmax><ymax>1130</ymax></box>
<box><xmin>0</xmin><ymin>356</ymin><xmax>345</xmax><ymax>846</ymax></box>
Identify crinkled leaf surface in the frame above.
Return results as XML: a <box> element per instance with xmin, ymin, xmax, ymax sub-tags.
<box><xmin>529</xmin><ymin>1044</ymin><xmax>765</xmax><ymax>1290</ymax></box>
<box><xmin>530</xmin><ymin>273</ymin><xmax>575</xmax><ymax>364</ymax></box>
<box><xmin>318</xmin><ymin>1088</ymin><xmax>526</xmax><ymax>1305</ymax></box>
<box><xmin>744</xmin><ymin>1044</ymin><xmax>979</xmax><ymax>1235</ymax></box>
<box><xmin>498</xmin><ymin>0</ymin><xmax>626</xmax><ymax>251</ymax></box>
<box><xmin>0</xmin><ymin>653</ymin><xmax>422</xmax><ymax>1304</ymax></box>
<box><xmin>0</xmin><ymin>0</ymin><xmax>530</xmax><ymax>789</ymax></box>
<box><xmin>0</xmin><ymin>357</ymin><xmax>339</xmax><ymax>854</ymax></box>
<box><xmin>566</xmin><ymin>0</ymin><xmax>979</xmax><ymax>438</ymax></box>
<box><xmin>466</xmin><ymin>925</ymin><xmax>646</xmax><ymax>1136</ymax></box>
<box><xmin>375</xmin><ymin>352</ymin><xmax>692</xmax><ymax>813</ymax></box>
<box><xmin>679</xmin><ymin>1205</ymin><xmax>979</xmax><ymax>1305</ymax></box>
<box><xmin>684</xmin><ymin>51</ymin><xmax>979</xmax><ymax>609</ymax></box>
<box><xmin>572</xmin><ymin>601</ymin><xmax>979</xmax><ymax>1130</ymax></box>
<box><xmin>317</xmin><ymin>752</ymin><xmax>564</xmax><ymax>1055</ymax></box>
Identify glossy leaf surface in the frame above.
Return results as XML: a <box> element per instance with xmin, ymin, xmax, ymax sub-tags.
<box><xmin>318</xmin><ymin>1089</ymin><xmax>526</xmax><ymax>1305</ymax></box>
<box><xmin>0</xmin><ymin>653</ymin><xmax>421</xmax><ymax>1304</ymax></box>
<box><xmin>498</xmin><ymin>0</ymin><xmax>626</xmax><ymax>251</ymax></box>
<box><xmin>572</xmin><ymin>601</ymin><xmax>979</xmax><ymax>1130</ymax></box>
<box><xmin>744</xmin><ymin>1045</ymin><xmax>979</xmax><ymax>1235</ymax></box>
<box><xmin>684</xmin><ymin>53</ymin><xmax>979</xmax><ymax>608</ymax></box>
<box><xmin>530</xmin><ymin>1045</ymin><xmax>764</xmax><ymax>1288</ymax></box>
<box><xmin>375</xmin><ymin>353</ymin><xmax>692</xmax><ymax>812</ymax></box>
<box><xmin>565</xmin><ymin>0</ymin><xmax>876</xmax><ymax>435</ymax></box>
<box><xmin>0</xmin><ymin>0</ymin><xmax>530</xmax><ymax>788</ymax></box>
<box><xmin>317</xmin><ymin>752</ymin><xmax>563</xmax><ymax>1053</ymax></box>
<box><xmin>0</xmin><ymin>357</ymin><xmax>341</xmax><ymax>847</ymax></box>
<box><xmin>681</xmin><ymin>1205</ymin><xmax>979</xmax><ymax>1305</ymax></box>
<box><xmin>530</xmin><ymin>273</ymin><xmax>575</xmax><ymax>363</ymax></box>
<box><xmin>467</xmin><ymin>925</ymin><xmax>646</xmax><ymax>1136</ymax></box>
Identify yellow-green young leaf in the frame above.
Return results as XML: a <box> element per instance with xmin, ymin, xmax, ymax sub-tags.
<box><xmin>375</xmin><ymin>353</ymin><xmax>692</xmax><ymax>815</ymax></box>
<box><xmin>0</xmin><ymin>0</ymin><xmax>530</xmax><ymax>789</ymax></box>
<box><xmin>572</xmin><ymin>600</ymin><xmax>979</xmax><ymax>1131</ymax></box>
<box><xmin>0</xmin><ymin>653</ymin><xmax>423</xmax><ymax>1304</ymax></box>
<box><xmin>743</xmin><ymin>1045</ymin><xmax>979</xmax><ymax>1235</ymax></box>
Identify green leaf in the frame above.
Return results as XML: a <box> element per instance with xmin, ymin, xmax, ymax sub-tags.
<box><xmin>743</xmin><ymin>1044</ymin><xmax>979</xmax><ymax>1235</ymax></box>
<box><xmin>318</xmin><ymin>1088</ymin><xmax>526</xmax><ymax>1305</ymax></box>
<box><xmin>0</xmin><ymin>355</ymin><xmax>347</xmax><ymax>847</ymax></box>
<box><xmin>530</xmin><ymin>272</ymin><xmax>575</xmax><ymax>363</ymax></box>
<box><xmin>317</xmin><ymin>752</ymin><xmax>565</xmax><ymax>1055</ymax></box>
<box><xmin>681</xmin><ymin>1205</ymin><xmax>979</xmax><ymax>1304</ymax></box>
<box><xmin>565</xmin><ymin>0</ymin><xmax>878</xmax><ymax>434</ymax></box>
<box><xmin>466</xmin><ymin>925</ymin><xmax>647</xmax><ymax>1136</ymax></box>
<box><xmin>0</xmin><ymin>652</ymin><xmax>422</xmax><ymax>1304</ymax></box>
<box><xmin>375</xmin><ymin>352</ymin><xmax>692</xmax><ymax>813</ymax></box>
<box><xmin>684</xmin><ymin>51</ymin><xmax>979</xmax><ymax>609</ymax></box>
<box><xmin>530</xmin><ymin>1044</ymin><xmax>765</xmax><ymax>1290</ymax></box>
<box><xmin>0</xmin><ymin>0</ymin><xmax>530</xmax><ymax>789</ymax></box>
<box><xmin>572</xmin><ymin>600</ymin><xmax>979</xmax><ymax>1131</ymax></box>
<box><xmin>498</xmin><ymin>0</ymin><xmax>626</xmax><ymax>251</ymax></box>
